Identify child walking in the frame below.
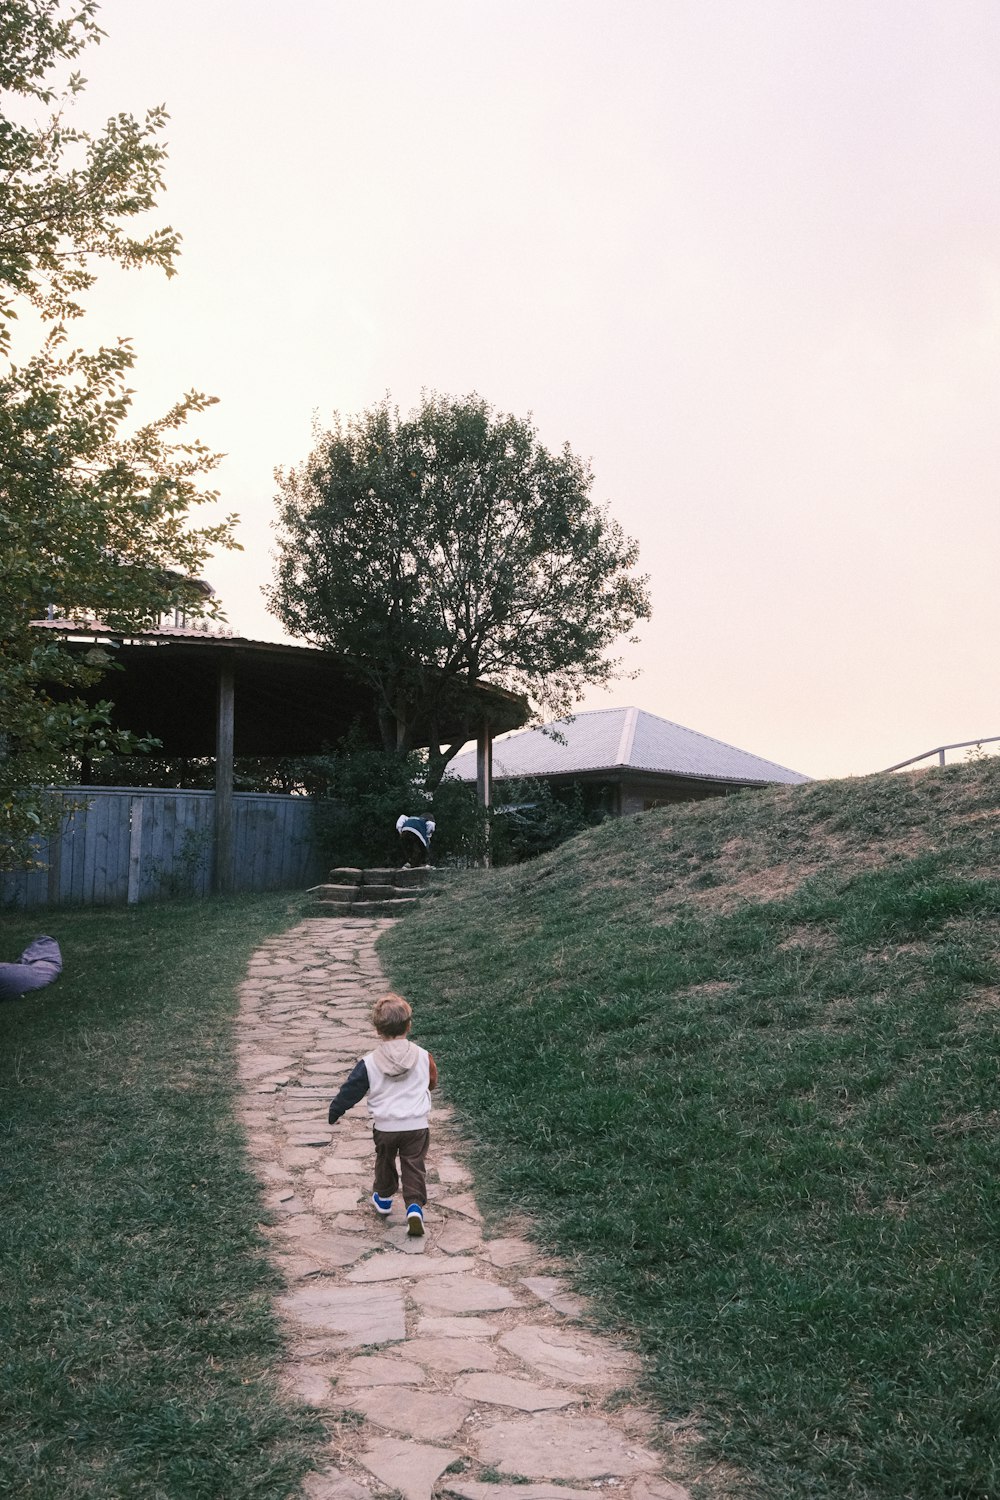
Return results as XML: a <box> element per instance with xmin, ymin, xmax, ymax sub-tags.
<box><xmin>327</xmin><ymin>992</ymin><xmax>438</xmax><ymax>1236</ymax></box>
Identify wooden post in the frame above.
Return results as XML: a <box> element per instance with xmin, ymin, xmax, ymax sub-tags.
<box><xmin>476</xmin><ymin>718</ymin><xmax>493</xmax><ymax>867</ymax></box>
<box><xmin>214</xmin><ymin>657</ymin><xmax>235</xmax><ymax>894</ymax></box>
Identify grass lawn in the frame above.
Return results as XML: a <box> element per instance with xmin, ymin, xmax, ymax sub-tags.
<box><xmin>0</xmin><ymin>892</ymin><xmax>326</xmax><ymax>1499</ymax></box>
<box><xmin>381</xmin><ymin>762</ymin><xmax>1000</xmax><ymax>1500</ymax></box>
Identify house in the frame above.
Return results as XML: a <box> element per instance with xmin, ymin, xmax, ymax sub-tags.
<box><xmin>446</xmin><ymin>705</ymin><xmax>810</xmax><ymax>816</ymax></box>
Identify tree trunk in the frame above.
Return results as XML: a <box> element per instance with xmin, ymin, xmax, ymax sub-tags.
<box><xmin>425</xmin><ymin>738</ymin><xmax>466</xmax><ymax>791</ymax></box>
<box><xmin>377</xmin><ymin>705</ymin><xmax>397</xmax><ymax>753</ymax></box>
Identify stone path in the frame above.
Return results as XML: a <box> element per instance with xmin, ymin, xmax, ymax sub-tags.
<box><xmin>238</xmin><ymin>917</ymin><xmax>697</xmax><ymax>1500</ymax></box>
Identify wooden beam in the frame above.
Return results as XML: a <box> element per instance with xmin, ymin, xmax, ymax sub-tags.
<box><xmin>213</xmin><ymin>658</ymin><xmax>235</xmax><ymax>894</ymax></box>
<box><xmin>476</xmin><ymin>717</ymin><xmax>493</xmax><ymax>868</ymax></box>
<box><xmin>476</xmin><ymin>718</ymin><xmax>493</xmax><ymax>809</ymax></box>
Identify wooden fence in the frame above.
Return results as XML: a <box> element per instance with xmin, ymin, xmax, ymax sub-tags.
<box><xmin>0</xmin><ymin>788</ymin><xmax>326</xmax><ymax>908</ymax></box>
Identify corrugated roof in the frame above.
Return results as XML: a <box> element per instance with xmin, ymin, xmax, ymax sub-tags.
<box><xmin>448</xmin><ymin>706</ymin><xmax>810</xmax><ymax>786</ymax></box>
<box><xmin>31</xmin><ymin>617</ymin><xmax>246</xmax><ymax>641</ymax></box>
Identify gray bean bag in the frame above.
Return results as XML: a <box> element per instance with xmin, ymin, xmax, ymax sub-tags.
<box><xmin>0</xmin><ymin>935</ymin><xmax>63</xmax><ymax>1002</ymax></box>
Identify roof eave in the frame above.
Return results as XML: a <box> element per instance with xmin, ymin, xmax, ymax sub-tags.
<box><xmin>453</xmin><ymin>764</ymin><xmax>809</xmax><ymax>787</ymax></box>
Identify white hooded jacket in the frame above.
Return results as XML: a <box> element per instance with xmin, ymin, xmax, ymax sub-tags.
<box><xmin>363</xmin><ymin>1037</ymin><xmax>432</xmax><ymax>1131</ymax></box>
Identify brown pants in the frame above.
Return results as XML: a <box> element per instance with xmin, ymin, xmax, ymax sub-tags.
<box><xmin>373</xmin><ymin>1127</ymin><xmax>430</xmax><ymax>1206</ymax></box>
<box><xmin>400</xmin><ymin>832</ymin><xmax>429</xmax><ymax>866</ymax></box>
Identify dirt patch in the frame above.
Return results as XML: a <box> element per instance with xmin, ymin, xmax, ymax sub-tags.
<box><xmin>674</xmin><ymin>981</ymin><xmax>736</xmax><ymax>999</ymax></box>
<box><xmin>863</xmin><ymin>942</ymin><xmax>931</xmax><ymax>964</ymax></box>
<box><xmin>853</xmin><ymin>1187</ymin><xmax>910</xmax><ymax>1218</ymax></box>
<box><xmin>656</xmin><ymin>832</ymin><xmax>949</xmax><ymax>920</ymax></box>
<box><xmin>688</xmin><ymin>862</ymin><xmax>819</xmax><ymax>912</ymax></box>
<box><xmin>815</xmin><ymin>996</ymin><xmax>858</xmax><ymax>1028</ymax></box>
<box><xmin>933</xmin><ymin>1109</ymin><xmax>1000</xmax><ymax>1138</ymax></box>
<box><xmin>778</xmin><ymin>927</ymin><xmax>835</xmax><ymax>952</ymax></box>
<box><xmin>963</xmin><ymin>985</ymin><xmax>1000</xmax><ymax>1011</ymax></box>
<box><xmin>956</xmin><ymin>987</ymin><xmax>1000</xmax><ymax>1033</ymax></box>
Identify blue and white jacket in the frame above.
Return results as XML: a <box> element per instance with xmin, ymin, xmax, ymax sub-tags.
<box><xmin>396</xmin><ymin>814</ymin><xmax>435</xmax><ymax>849</ymax></box>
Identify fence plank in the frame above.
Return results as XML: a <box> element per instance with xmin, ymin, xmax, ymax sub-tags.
<box><xmin>232</xmin><ymin>797</ymin><xmax>251</xmax><ymax>892</ymax></box>
<box><xmin>272</xmin><ymin>800</ymin><xmax>290</xmax><ymax>888</ymax></box>
<box><xmin>66</xmin><ymin>803</ymin><xmax>87</xmax><ymax>906</ymax></box>
<box><xmin>83</xmin><ymin>792</ymin><xmax>107</xmax><ymax>904</ymax></box>
<box><xmin>45</xmin><ymin>824</ymin><xmax>61</xmax><ymax>906</ymax></box>
<box><xmin>127</xmin><ymin>797</ymin><xmax>144</xmax><ymax>904</ymax></box>
<box><xmin>109</xmin><ymin>796</ymin><xmax>131</xmax><ymax>904</ymax></box>
<box><xmin>189</xmin><ymin>796</ymin><xmax>213</xmax><ymax>898</ymax></box>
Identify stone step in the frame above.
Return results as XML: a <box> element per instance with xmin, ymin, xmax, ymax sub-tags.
<box><xmin>312</xmin><ymin>897</ymin><xmax>422</xmax><ymax>919</ymax></box>
<box><xmin>364</xmin><ymin>866</ymin><xmax>432</xmax><ymax>888</ymax></box>
<box><xmin>309</xmin><ymin>882</ymin><xmax>427</xmax><ymax>904</ymax></box>
<box><xmin>328</xmin><ymin>866</ymin><xmax>432</xmax><ymax>890</ymax></box>
<box><xmin>311</xmin><ymin>865</ymin><xmax>433</xmax><ymax>916</ymax></box>
<box><xmin>308</xmin><ymin>884</ymin><xmax>357</xmax><ymax>903</ymax></box>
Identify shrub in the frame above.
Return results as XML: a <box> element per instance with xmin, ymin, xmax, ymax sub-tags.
<box><xmin>307</xmin><ymin>731</ymin><xmax>601</xmax><ymax>871</ymax></box>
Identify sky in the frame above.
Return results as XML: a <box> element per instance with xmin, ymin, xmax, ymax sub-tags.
<box><xmin>47</xmin><ymin>0</ymin><xmax>1000</xmax><ymax>780</ymax></box>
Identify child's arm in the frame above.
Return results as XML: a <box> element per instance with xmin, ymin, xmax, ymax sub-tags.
<box><xmin>328</xmin><ymin>1060</ymin><xmax>369</xmax><ymax>1123</ymax></box>
<box><xmin>428</xmin><ymin>1052</ymin><xmax>438</xmax><ymax>1090</ymax></box>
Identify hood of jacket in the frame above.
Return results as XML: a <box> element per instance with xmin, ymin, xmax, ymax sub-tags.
<box><xmin>373</xmin><ymin>1037</ymin><xmax>419</xmax><ymax>1077</ymax></box>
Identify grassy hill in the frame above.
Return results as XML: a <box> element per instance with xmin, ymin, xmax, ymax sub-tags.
<box><xmin>381</xmin><ymin>762</ymin><xmax>1000</xmax><ymax>1500</ymax></box>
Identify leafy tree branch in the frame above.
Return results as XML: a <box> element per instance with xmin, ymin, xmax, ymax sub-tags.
<box><xmin>0</xmin><ymin>0</ymin><xmax>238</xmax><ymax>869</ymax></box>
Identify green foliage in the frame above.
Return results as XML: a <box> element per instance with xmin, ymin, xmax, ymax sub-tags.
<box><xmin>312</xmin><ymin>736</ymin><xmax>433</xmax><ymax>869</ymax></box>
<box><xmin>490</xmin><ymin>777</ymin><xmax>601</xmax><ymax>864</ymax></box>
<box><xmin>429</xmin><ymin>773</ymin><xmax>489</xmax><ymax>867</ymax></box>
<box><xmin>304</xmin><ymin>727</ymin><xmax>600</xmax><ymax>871</ymax></box>
<box><xmin>268</xmin><ymin>392</ymin><xmax>650</xmax><ymax>783</ymax></box>
<box><xmin>79</xmin><ymin>752</ymin><xmax>316</xmax><ymax>792</ymax></box>
<box><xmin>0</xmin><ymin>1</ymin><xmax>239</xmax><ymax>871</ymax></box>
<box><xmin>304</xmin><ymin>730</ymin><xmax>481</xmax><ymax>869</ymax></box>
<box><xmin>0</xmin><ymin>1</ymin><xmax>181</xmax><ymax>341</ymax></box>
<box><xmin>151</xmin><ymin>824</ymin><xmax>212</xmax><ymax>897</ymax></box>
<box><xmin>0</xmin><ymin>892</ymin><xmax>325</xmax><ymax>1496</ymax></box>
<box><xmin>382</xmin><ymin>760</ymin><xmax>1000</xmax><ymax>1499</ymax></box>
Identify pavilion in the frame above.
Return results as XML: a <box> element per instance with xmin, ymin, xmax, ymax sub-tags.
<box><xmin>32</xmin><ymin>620</ymin><xmax>529</xmax><ymax>891</ymax></box>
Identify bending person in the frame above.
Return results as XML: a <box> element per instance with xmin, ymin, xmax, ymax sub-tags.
<box><xmin>395</xmin><ymin>813</ymin><xmax>435</xmax><ymax>869</ymax></box>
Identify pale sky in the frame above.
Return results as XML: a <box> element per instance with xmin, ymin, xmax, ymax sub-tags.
<box><xmin>53</xmin><ymin>0</ymin><xmax>1000</xmax><ymax>779</ymax></box>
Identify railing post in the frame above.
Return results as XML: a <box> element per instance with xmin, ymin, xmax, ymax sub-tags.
<box><xmin>939</xmin><ymin>748</ymin><xmax>946</xmax><ymax>767</ymax></box>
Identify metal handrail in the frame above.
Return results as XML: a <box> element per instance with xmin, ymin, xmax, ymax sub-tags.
<box><xmin>881</xmin><ymin>736</ymin><xmax>1000</xmax><ymax>773</ymax></box>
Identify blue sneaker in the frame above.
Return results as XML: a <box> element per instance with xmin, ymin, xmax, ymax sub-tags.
<box><xmin>371</xmin><ymin>1191</ymin><xmax>393</xmax><ymax>1216</ymax></box>
<box><xmin>406</xmin><ymin>1202</ymin><xmax>424</xmax><ymax>1237</ymax></box>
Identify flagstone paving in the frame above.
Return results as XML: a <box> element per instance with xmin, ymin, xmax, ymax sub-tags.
<box><xmin>238</xmin><ymin>916</ymin><xmax>695</xmax><ymax>1500</ymax></box>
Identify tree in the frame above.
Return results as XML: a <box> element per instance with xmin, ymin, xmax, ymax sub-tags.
<box><xmin>0</xmin><ymin>0</ymin><xmax>238</xmax><ymax>869</ymax></box>
<box><xmin>268</xmin><ymin>393</ymin><xmax>651</xmax><ymax>785</ymax></box>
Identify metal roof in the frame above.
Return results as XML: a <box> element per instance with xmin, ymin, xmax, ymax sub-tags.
<box><xmin>448</xmin><ymin>706</ymin><xmax>810</xmax><ymax>786</ymax></box>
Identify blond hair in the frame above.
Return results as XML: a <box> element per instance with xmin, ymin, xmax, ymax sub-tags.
<box><xmin>372</xmin><ymin>992</ymin><xmax>412</xmax><ymax>1037</ymax></box>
